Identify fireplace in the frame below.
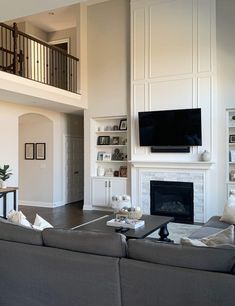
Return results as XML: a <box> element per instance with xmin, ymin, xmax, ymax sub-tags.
<box><xmin>150</xmin><ymin>180</ymin><xmax>194</xmax><ymax>223</ymax></box>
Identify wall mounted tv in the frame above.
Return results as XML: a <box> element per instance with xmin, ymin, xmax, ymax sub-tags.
<box><xmin>138</xmin><ymin>108</ymin><xmax>202</xmax><ymax>147</ymax></box>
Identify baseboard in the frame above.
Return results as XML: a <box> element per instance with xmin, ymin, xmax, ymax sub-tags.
<box><xmin>19</xmin><ymin>200</ymin><xmax>65</xmax><ymax>208</ymax></box>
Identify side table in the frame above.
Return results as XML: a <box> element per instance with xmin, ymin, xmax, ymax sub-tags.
<box><xmin>0</xmin><ymin>187</ymin><xmax>18</xmax><ymax>218</ymax></box>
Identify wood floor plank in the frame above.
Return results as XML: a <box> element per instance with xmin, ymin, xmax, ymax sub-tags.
<box><xmin>19</xmin><ymin>202</ymin><xmax>111</xmax><ymax>229</ymax></box>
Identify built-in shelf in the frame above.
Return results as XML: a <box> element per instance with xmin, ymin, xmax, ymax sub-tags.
<box><xmin>96</xmin><ymin>145</ymin><xmax>127</xmax><ymax>148</ymax></box>
<box><xmin>96</xmin><ymin>130</ymin><xmax>127</xmax><ymax>134</ymax></box>
<box><xmin>96</xmin><ymin>160</ymin><xmax>127</xmax><ymax>163</ymax></box>
<box><xmin>92</xmin><ymin>176</ymin><xmax>128</xmax><ymax>180</ymax></box>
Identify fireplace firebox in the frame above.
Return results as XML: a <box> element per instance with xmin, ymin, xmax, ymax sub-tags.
<box><xmin>150</xmin><ymin>181</ymin><xmax>194</xmax><ymax>224</ymax></box>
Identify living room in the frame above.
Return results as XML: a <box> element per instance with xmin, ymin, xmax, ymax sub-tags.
<box><xmin>0</xmin><ymin>0</ymin><xmax>235</xmax><ymax>305</ymax></box>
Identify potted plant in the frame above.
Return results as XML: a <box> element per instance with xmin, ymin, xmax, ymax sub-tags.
<box><xmin>0</xmin><ymin>165</ymin><xmax>13</xmax><ymax>188</ymax></box>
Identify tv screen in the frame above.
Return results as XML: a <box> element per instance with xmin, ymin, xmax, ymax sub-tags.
<box><xmin>138</xmin><ymin>108</ymin><xmax>202</xmax><ymax>147</ymax></box>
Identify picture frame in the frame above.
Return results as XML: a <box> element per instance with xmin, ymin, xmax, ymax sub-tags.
<box><xmin>230</xmin><ymin>150</ymin><xmax>235</xmax><ymax>162</ymax></box>
<box><xmin>103</xmin><ymin>153</ymin><xmax>112</xmax><ymax>161</ymax></box>
<box><xmin>25</xmin><ymin>143</ymin><xmax>34</xmax><ymax>160</ymax></box>
<box><xmin>120</xmin><ymin>166</ymin><xmax>127</xmax><ymax>177</ymax></box>
<box><xmin>97</xmin><ymin>151</ymin><xmax>105</xmax><ymax>161</ymax></box>
<box><xmin>119</xmin><ymin>119</ymin><xmax>127</xmax><ymax>130</ymax></box>
<box><xmin>229</xmin><ymin>135</ymin><xmax>235</xmax><ymax>143</ymax></box>
<box><xmin>112</xmin><ymin>136</ymin><xmax>119</xmax><ymax>145</ymax></box>
<box><xmin>97</xmin><ymin>136</ymin><xmax>110</xmax><ymax>145</ymax></box>
<box><xmin>36</xmin><ymin>143</ymin><xmax>46</xmax><ymax>160</ymax></box>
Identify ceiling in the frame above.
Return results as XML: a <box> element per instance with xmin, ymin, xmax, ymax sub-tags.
<box><xmin>2</xmin><ymin>0</ymin><xmax>109</xmax><ymax>32</ymax></box>
<box><xmin>9</xmin><ymin>5</ymin><xmax>79</xmax><ymax>32</ymax></box>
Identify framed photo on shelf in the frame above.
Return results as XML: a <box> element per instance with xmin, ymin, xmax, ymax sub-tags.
<box><xmin>103</xmin><ymin>153</ymin><xmax>112</xmax><ymax>161</ymax></box>
<box><xmin>25</xmin><ymin>143</ymin><xmax>34</xmax><ymax>160</ymax></box>
<box><xmin>229</xmin><ymin>135</ymin><xmax>235</xmax><ymax>143</ymax></box>
<box><xmin>230</xmin><ymin>150</ymin><xmax>235</xmax><ymax>162</ymax></box>
<box><xmin>120</xmin><ymin>166</ymin><xmax>127</xmax><ymax>177</ymax></box>
<box><xmin>36</xmin><ymin>143</ymin><xmax>46</xmax><ymax>160</ymax></box>
<box><xmin>97</xmin><ymin>151</ymin><xmax>105</xmax><ymax>161</ymax></box>
<box><xmin>97</xmin><ymin>136</ymin><xmax>110</xmax><ymax>145</ymax></box>
<box><xmin>119</xmin><ymin>119</ymin><xmax>127</xmax><ymax>130</ymax></box>
<box><xmin>112</xmin><ymin>137</ymin><xmax>119</xmax><ymax>145</ymax></box>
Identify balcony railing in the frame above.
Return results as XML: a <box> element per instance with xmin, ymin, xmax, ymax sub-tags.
<box><xmin>0</xmin><ymin>23</ymin><xmax>79</xmax><ymax>93</ymax></box>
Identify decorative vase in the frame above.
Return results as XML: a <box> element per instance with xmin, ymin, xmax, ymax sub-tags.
<box><xmin>1</xmin><ymin>181</ymin><xmax>7</xmax><ymax>189</ymax></box>
<box><xmin>201</xmin><ymin>150</ymin><xmax>211</xmax><ymax>162</ymax></box>
<box><xmin>97</xmin><ymin>166</ymin><xmax>105</xmax><ymax>176</ymax></box>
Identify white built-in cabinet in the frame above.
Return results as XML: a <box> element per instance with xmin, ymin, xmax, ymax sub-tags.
<box><xmin>91</xmin><ymin>177</ymin><xmax>127</xmax><ymax>207</ymax></box>
<box><xmin>226</xmin><ymin>109</ymin><xmax>235</xmax><ymax>196</ymax></box>
<box><xmin>91</xmin><ymin>116</ymin><xmax>128</xmax><ymax>208</ymax></box>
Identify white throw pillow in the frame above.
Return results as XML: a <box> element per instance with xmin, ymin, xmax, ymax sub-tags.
<box><xmin>181</xmin><ymin>225</ymin><xmax>234</xmax><ymax>247</ymax></box>
<box><xmin>201</xmin><ymin>225</ymin><xmax>234</xmax><ymax>246</ymax></box>
<box><xmin>33</xmin><ymin>214</ymin><xmax>53</xmax><ymax>230</ymax></box>
<box><xmin>220</xmin><ymin>196</ymin><xmax>235</xmax><ymax>224</ymax></box>
<box><xmin>180</xmin><ymin>237</ymin><xmax>207</xmax><ymax>247</ymax></box>
<box><xmin>7</xmin><ymin>210</ymin><xmax>32</xmax><ymax>228</ymax></box>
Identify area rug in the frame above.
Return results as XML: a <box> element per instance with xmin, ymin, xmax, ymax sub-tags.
<box><xmin>147</xmin><ymin>222</ymin><xmax>202</xmax><ymax>244</ymax></box>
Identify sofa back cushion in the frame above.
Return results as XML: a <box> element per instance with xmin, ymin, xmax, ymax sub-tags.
<box><xmin>0</xmin><ymin>217</ymin><xmax>43</xmax><ymax>245</ymax></box>
<box><xmin>43</xmin><ymin>228</ymin><xmax>127</xmax><ymax>257</ymax></box>
<box><xmin>128</xmin><ymin>239</ymin><xmax>235</xmax><ymax>273</ymax></box>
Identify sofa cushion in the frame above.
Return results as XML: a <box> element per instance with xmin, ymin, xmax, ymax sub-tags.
<box><xmin>43</xmin><ymin>228</ymin><xmax>127</xmax><ymax>257</ymax></box>
<box><xmin>127</xmin><ymin>239</ymin><xmax>235</xmax><ymax>273</ymax></box>
<box><xmin>183</xmin><ymin>225</ymin><xmax>234</xmax><ymax>247</ymax></box>
<box><xmin>0</xmin><ymin>217</ymin><xmax>43</xmax><ymax>245</ymax></box>
<box><xmin>220</xmin><ymin>196</ymin><xmax>235</xmax><ymax>224</ymax></box>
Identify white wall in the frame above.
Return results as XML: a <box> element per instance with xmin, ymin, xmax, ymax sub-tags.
<box><xmin>19</xmin><ymin>113</ymin><xmax>53</xmax><ymax>205</ymax></box>
<box><xmin>0</xmin><ymin>100</ymin><xmax>69</xmax><ymax>211</ymax></box>
<box><xmin>84</xmin><ymin>0</ymin><xmax>130</xmax><ymax>208</ymax></box>
<box><xmin>216</xmin><ymin>0</ymin><xmax>235</xmax><ymax>211</ymax></box>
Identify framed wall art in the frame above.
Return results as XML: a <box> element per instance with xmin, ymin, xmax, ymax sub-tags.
<box><xmin>25</xmin><ymin>143</ymin><xmax>34</xmax><ymax>160</ymax></box>
<box><xmin>36</xmin><ymin>143</ymin><xmax>46</xmax><ymax>160</ymax></box>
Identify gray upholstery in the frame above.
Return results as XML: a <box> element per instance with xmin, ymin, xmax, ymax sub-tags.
<box><xmin>0</xmin><ymin>215</ymin><xmax>235</xmax><ymax>306</ymax></box>
<box><xmin>0</xmin><ymin>217</ymin><xmax>43</xmax><ymax>245</ymax></box>
<box><xmin>189</xmin><ymin>226</ymin><xmax>224</xmax><ymax>239</ymax></box>
<box><xmin>120</xmin><ymin>258</ymin><xmax>235</xmax><ymax>306</ymax></box>
<box><xmin>43</xmin><ymin>228</ymin><xmax>127</xmax><ymax>257</ymax></box>
<box><xmin>128</xmin><ymin>239</ymin><xmax>235</xmax><ymax>273</ymax></box>
<box><xmin>205</xmin><ymin>216</ymin><xmax>233</xmax><ymax>228</ymax></box>
<box><xmin>0</xmin><ymin>239</ymin><xmax>122</xmax><ymax>306</ymax></box>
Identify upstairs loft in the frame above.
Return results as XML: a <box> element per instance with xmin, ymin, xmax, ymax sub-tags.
<box><xmin>0</xmin><ymin>22</ymin><xmax>84</xmax><ymax>113</ymax></box>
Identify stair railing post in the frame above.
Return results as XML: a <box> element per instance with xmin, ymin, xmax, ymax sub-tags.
<box><xmin>12</xmin><ymin>22</ymin><xmax>18</xmax><ymax>75</ymax></box>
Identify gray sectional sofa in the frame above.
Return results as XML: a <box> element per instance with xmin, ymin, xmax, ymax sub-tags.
<box><xmin>0</xmin><ymin>217</ymin><xmax>235</xmax><ymax>306</ymax></box>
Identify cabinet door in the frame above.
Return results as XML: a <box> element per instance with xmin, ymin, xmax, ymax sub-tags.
<box><xmin>92</xmin><ymin>178</ymin><xmax>109</xmax><ymax>207</ymax></box>
<box><xmin>108</xmin><ymin>179</ymin><xmax>127</xmax><ymax>204</ymax></box>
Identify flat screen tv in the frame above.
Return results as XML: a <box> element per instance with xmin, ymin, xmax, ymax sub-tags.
<box><xmin>138</xmin><ymin>108</ymin><xmax>202</xmax><ymax>147</ymax></box>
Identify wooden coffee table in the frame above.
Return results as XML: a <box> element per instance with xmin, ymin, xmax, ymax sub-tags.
<box><xmin>75</xmin><ymin>214</ymin><xmax>174</xmax><ymax>241</ymax></box>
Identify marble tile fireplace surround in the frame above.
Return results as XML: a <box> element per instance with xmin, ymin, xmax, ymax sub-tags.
<box><xmin>131</xmin><ymin>162</ymin><xmax>213</xmax><ymax>223</ymax></box>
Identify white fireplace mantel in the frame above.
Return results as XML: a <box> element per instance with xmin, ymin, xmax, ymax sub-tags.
<box><xmin>129</xmin><ymin>160</ymin><xmax>215</xmax><ymax>170</ymax></box>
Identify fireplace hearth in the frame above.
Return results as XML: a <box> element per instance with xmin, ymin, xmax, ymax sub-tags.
<box><xmin>150</xmin><ymin>180</ymin><xmax>194</xmax><ymax>224</ymax></box>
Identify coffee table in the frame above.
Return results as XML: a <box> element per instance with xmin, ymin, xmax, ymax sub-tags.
<box><xmin>75</xmin><ymin>214</ymin><xmax>174</xmax><ymax>241</ymax></box>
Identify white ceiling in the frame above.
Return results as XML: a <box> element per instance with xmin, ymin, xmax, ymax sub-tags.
<box><xmin>10</xmin><ymin>5</ymin><xmax>79</xmax><ymax>32</ymax></box>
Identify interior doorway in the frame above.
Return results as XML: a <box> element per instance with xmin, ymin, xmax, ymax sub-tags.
<box><xmin>64</xmin><ymin>135</ymin><xmax>84</xmax><ymax>205</ymax></box>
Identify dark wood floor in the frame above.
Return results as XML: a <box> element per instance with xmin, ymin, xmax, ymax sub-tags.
<box><xmin>19</xmin><ymin>201</ymin><xmax>111</xmax><ymax>229</ymax></box>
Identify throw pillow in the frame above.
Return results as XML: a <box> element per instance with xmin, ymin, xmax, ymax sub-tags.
<box><xmin>201</xmin><ymin>225</ymin><xmax>234</xmax><ymax>246</ymax></box>
<box><xmin>7</xmin><ymin>210</ymin><xmax>32</xmax><ymax>228</ymax></box>
<box><xmin>33</xmin><ymin>214</ymin><xmax>53</xmax><ymax>230</ymax></box>
<box><xmin>181</xmin><ymin>225</ymin><xmax>234</xmax><ymax>247</ymax></box>
<box><xmin>220</xmin><ymin>195</ymin><xmax>235</xmax><ymax>224</ymax></box>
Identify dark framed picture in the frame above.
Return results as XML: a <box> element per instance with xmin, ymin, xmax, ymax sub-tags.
<box><xmin>119</xmin><ymin>119</ymin><xmax>127</xmax><ymax>130</ymax></box>
<box><xmin>229</xmin><ymin>135</ymin><xmax>235</xmax><ymax>143</ymax></box>
<box><xmin>112</xmin><ymin>136</ymin><xmax>119</xmax><ymax>145</ymax></box>
<box><xmin>25</xmin><ymin>143</ymin><xmax>34</xmax><ymax>160</ymax></box>
<box><xmin>120</xmin><ymin>166</ymin><xmax>127</xmax><ymax>177</ymax></box>
<box><xmin>36</xmin><ymin>143</ymin><xmax>46</xmax><ymax>160</ymax></box>
<box><xmin>97</xmin><ymin>136</ymin><xmax>110</xmax><ymax>145</ymax></box>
